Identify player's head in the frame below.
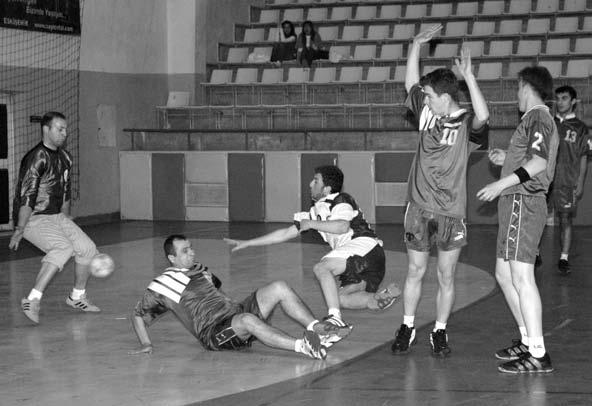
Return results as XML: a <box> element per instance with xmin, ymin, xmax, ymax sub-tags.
<box><xmin>41</xmin><ymin>111</ymin><xmax>67</xmax><ymax>149</ymax></box>
<box><xmin>517</xmin><ymin>66</ymin><xmax>553</xmax><ymax>111</ymax></box>
<box><xmin>164</xmin><ymin>234</ymin><xmax>195</xmax><ymax>268</ymax></box>
<box><xmin>311</xmin><ymin>165</ymin><xmax>343</xmax><ymax>200</ymax></box>
<box><xmin>555</xmin><ymin>85</ymin><xmax>577</xmax><ymax>115</ymax></box>
<box><xmin>419</xmin><ymin>68</ymin><xmax>460</xmax><ymax>115</ymax></box>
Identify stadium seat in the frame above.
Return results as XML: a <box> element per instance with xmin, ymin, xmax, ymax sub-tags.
<box><xmin>393</xmin><ymin>65</ymin><xmax>406</xmax><ymax>82</ymax></box>
<box><xmin>393</xmin><ymin>24</ymin><xmax>416</xmax><ymax>40</ymax></box>
<box><xmin>536</xmin><ymin>0</ymin><xmax>559</xmax><ymax>12</ymax></box>
<box><xmin>307</xmin><ymin>8</ymin><xmax>328</xmax><ymax>21</ymax></box>
<box><xmin>455</xmin><ymin>2</ymin><xmax>478</xmax><ymax>16</ymax></box>
<box><xmin>331</xmin><ymin>7</ymin><xmax>352</xmax><ymax>20</ymax></box>
<box><xmin>244</xmin><ymin>28</ymin><xmax>265</xmax><ymax>43</ymax></box>
<box><xmin>339</xmin><ymin>67</ymin><xmax>363</xmax><ymax>82</ymax></box>
<box><xmin>261</xmin><ymin>68</ymin><xmax>284</xmax><ymax>84</ymax></box>
<box><xmin>273</xmin><ymin>0</ymin><xmax>293</xmax><ymax>4</ymax></box>
<box><xmin>516</xmin><ymin>40</ymin><xmax>541</xmax><ymax>56</ymax></box>
<box><xmin>554</xmin><ymin>17</ymin><xmax>578</xmax><ymax>33</ymax></box>
<box><xmin>283</xmin><ymin>8</ymin><xmax>304</xmax><ymax>22</ymax></box>
<box><xmin>297</xmin><ymin>0</ymin><xmax>314</xmax><ymax>3</ymax></box>
<box><xmin>481</xmin><ymin>1</ymin><xmax>505</xmax><ymax>15</ymax></box>
<box><xmin>537</xmin><ymin>60</ymin><xmax>563</xmax><ymax>76</ymax></box>
<box><xmin>365</xmin><ymin>66</ymin><xmax>391</xmax><ymax>82</ymax></box>
<box><xmin>545</xmin><ymin>38</ymin><xmax>570</xmax><ymax>55</ymax></box>
<box><xmin>356</xmin><ymin>6</ymin><xmax>377</xmax><ymax>20</ymax></box>
<box><xmin>253</xmin><ymin>47</ymin><xmax>272</xmax><ymax>60</ymax></box>
<box><xmin>508</xmin><ymin>0</ymin><xmax>531</xmax><ymax>14</ymax></box>
<box><xmin>566</xmin><ymin>59</ymin><xmax>592</xmax><ymax>77</ymax></box>
<box><xmin>210</xmin><ymin>69</ymin><xmax>233</xmax><ymax>84</ymax></box>
<box><xmin>445</xmin><ymin>21</ymin><xmax>468</xmax><ymax>36</ymax></box>
<box><xmin>234</xmin><ymin>68</ymin><xmax>258</xmax><ymax>84</ymax></box>
<box><xmin>342</xmin><ymin>25</ymin><xmax>364</xmax><ymax>41</ymax></box>
<box><xmin>267</xmin><ymin>27</ymin><xmax>279</xmax><ymax>42</ymax></box>
<box><xmin>434</xmin><ymin>43</ymin><xmax>458</xmax><ymax>58</ymax></box>
<box><xmin>353</xmin><ymin>44</ymin><xmax>376</xmax><ymax>60</ymax></box>
<box><xmin>318</xmin><ymin>26</ymin><xmax>339</xmax><ymax>41</ymax></box>
<box><xmin>287</xmin><ymin>67</ymin><xmax>309</xmax><ymax>82</ymax></box>
<box><xmin>380</xmin><ymin>5</ymin><xmax>402</xmax><ymax>19</ymax></box>
<box><xmin>405</xmin><ymin>4</ymin><xmax>427</xmax><ymax>18</ymax></box>
<box><xmin>507</xmin><ymin>61</ymin><xmax>532</xmax><ymax>77</ymax></box>
<box><xmin>562</xmin><ymin>0</ymin><xmax>586</xmax><ymax>11</ymax></box>
<box><xmin>259</xmin><ymin>9</ymin><xmax>280</xmax><ymax>24</ymax></box>
<box><xmin>471</xmin><ymin>21</ymin><xmax>495</xmax><ymax>36</ymax></box>
<box><xmin>431</xmin><ymin>3</ymin><xmax>453</xmax><ymax>17</ymax></box>
<box><xmin>226</xmin><ymin>47</ymin><xmax>248</xmax><ymax>63</ymax></box>
<box><xmin>330</xmin><ymin>45</ymin><xmax>351</xmax><ymax>59</ymax></box>
<box><xmin>489</xmin><ymin>40</ymin><xmax>513</xmax><ymax>56</ymax></box>
<box><xmin>379</xmin><ymin>44</ymin><xmax>404</xmax><ymax>60</ymax></box>
<box><xmin>477</xmin><ymin>62</ymin><xmax>502</xmax><ymax>79</ymax></box>
<box><xmin>312</xmin><ymin>67</ymin><xmax>336</xmax><ymax>82</ymax></box>
<box><xmin>367</xmin><ymin>25</ymin><xmax>390</xmax><ymax>40</ymax></box>
<box><xmin>574</xmin><ymin>37</ymin><xmax>592</xmax><ymax>53</ymax></box>
<box><xmin>525</xmin><ymin>18</ymin><xmax>550</xmax><ymax>34</ymax></box>
<box><xmin>583</xmin><ymin>17</ymin><xmax>592</xmax><ymax>31</ymax></box>
<box><xmin>499</xmin><ymin>20</ymin><xmax>523</xmax><ymax>35</ymax></box>
<box><xmin>462</xmin><ymin>41</ymin><xmax>485</xmax><ymax>57</ymax></box>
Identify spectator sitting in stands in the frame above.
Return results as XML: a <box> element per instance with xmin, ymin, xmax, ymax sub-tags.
<box><xmin>297</xmin><ymin>21</ymin><xmax>329</xmax><ymax>68</ymax></box>
<box><xmin>271</xmin><ymin>20</ymin><xmax>297</xmax><ymax>65</ymax></box>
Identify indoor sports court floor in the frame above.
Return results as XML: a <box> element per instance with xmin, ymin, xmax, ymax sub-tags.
<box><xmin>1</xmin><ymin>221</ymin><xmax>591</xmax><ymax>406</ymax></box>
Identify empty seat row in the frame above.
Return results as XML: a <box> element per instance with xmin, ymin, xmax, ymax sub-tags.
<box><xmin>258</xmin><ymin>0</ymin><xmax>590</xmax><ymax>23</ymax></box>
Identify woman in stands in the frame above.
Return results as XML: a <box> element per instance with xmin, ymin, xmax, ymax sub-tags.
<box><xmin>271</xmin><ymin>20</ymin><xmax>297</xmax><ymax>65</ymax></box>
<box><xmin>297</xmin><ymin>21</ymin><xmax>329</xmax><ymax>68</ymax></box>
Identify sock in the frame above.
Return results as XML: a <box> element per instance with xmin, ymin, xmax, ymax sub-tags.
<box><xmin>294</xmin><ymin>338</ymin><xmax>305</xmax><ymax>353</ymax></box>
<box><xmin>28</xmin><ymin>289</ymin><xmax>43</xmax><ymax>301</ymax></box>
<box><xmin>528</xmin><ymin>336</ymin><xmax>546</xmax><ymax>358</ymax></box>
<box><xmin>71</xmin><ymin>288</ymin><xmax>86</xmax><ymax>300</ymax></box>
<box><xmin>328</xmin><ymin>308</ymin><xmax>342</xmax><ymax>320</ymax></box>
<box><xmin>560</xmin><ymin>253</ymin><xmax>568</xmax><ymax>261</ymax></box>
<box><xmin>519</xmin><ymin>326</ymin><xmax>529</xmax><ymax>346</ymax></box>
<box><xmin>434</xmin><ymin>321</ymin><xmax>447</xmax><ymax>332</ymax></box>
<box><xmin>306</xmin><ymin>320</ymin><xmax>318</xmax><ymax>331</ymax></box>
<box><xmin>403</xmin><ymin>315</ymin><xmax>415</xmax><ymax>328</ymax></box>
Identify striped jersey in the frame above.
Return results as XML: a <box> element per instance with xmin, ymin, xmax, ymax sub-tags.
<box><xmin>501</xmin><ymin>105</ymin><xmax>559</xmax><ymax>196</ymax></box>
<box><xmin>293</xmin><ymin>192</ymin><xmax>377</xmax><ymax>250</ymax></box>
<box><xmin>553</xmin><ymin>114</ymin><xmax>591</xmax><ymax>188</ymax></box>
<box><xmin>405</xmin><ymin>84</ymin><xmax>487</xmax><ymax>218</ymax></box>
<box><xmin>134</xmin><ymin>263</ymin><xmax>241</xmax><ymax>350</ymax></box>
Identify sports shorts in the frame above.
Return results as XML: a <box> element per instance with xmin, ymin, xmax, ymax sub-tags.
<box><xmin>404</xmin><ymin>202</ymin><xmax>467</xmax><ymax>252</ymax></box>
<box><xmin>496</xmin><ymin>194</ymin><xmax>547</xmax><ymax>264</ymax></box>
<box><xmin>210</xmin><ymin>290</ymin><xmax>263</xmax><ymax>350</ymax></box>
<box><xmin>551</xmin><ymin>185</ymin><xmax>577</xmax><ymax>214</ymax></box>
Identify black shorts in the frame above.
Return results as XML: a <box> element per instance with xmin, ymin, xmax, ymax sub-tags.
<box><xmin>551</xmin><ymin>185</ymin><xmax>577</xmax><ymax>214</ymax></box>
<box><xmin>338</xmin><ymin>244</ymin><xmax>386</xmax><ymax>293</ymax></box>
<box><xmin>210</xmin><ymin>290</ymin><xmax>263</xmax><ymax>350</ymax></box>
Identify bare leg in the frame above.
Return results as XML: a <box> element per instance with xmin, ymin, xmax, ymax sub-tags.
<box><xmin>255</xmin><ymin>281</ymin><xmax>316</xmax><ymax>327</ymax></box>
<box><xmin>509</xmin><ymin>260</ymin><xmax>543</xmax><ymax>338</ymax></box>
<box><xmin>231</xmin><ymin>312</ymin><xmax>297</xmax><ymax>351</ymax></box>
<box><xmin>33</xmin><ymin>262</ymin><xmax>61</xmax><ymax>292</ymax></box>
<box><xmin>403</xmin><ymin>249</ymin><xmax>430</xmax><ymax>317</ymax></box>
<box><xmin>559</xmin><ymin>212</ymin><xmax>572</xmax><ymax>256</ymax></box>
<box><xmin>74</xmin><ymin>262</ymin><xmax>92</xmax><ymax>290</ymax></box>
<box><xmin>312</xmin><ymin>257</ymin><xmax>347</xmax><ymax>311</ymax></box>
<box><xmin>435</xmin><ymin>248</ymin><xmax>461</xmax><ymax>324</ymax></box>
<box><xmin>338</xmin><ymin>281</ymin><xmax>375</xmax><ymax>309</ymax></box>
<box><xmin>495</xmin><ymin>258</ymin><xmax>525</xmax><ymax>328</ymax></box>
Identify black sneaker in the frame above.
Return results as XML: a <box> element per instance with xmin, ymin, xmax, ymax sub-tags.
<box><xmin>430</xmin><ymin>329</ymin><xmax>451</xmax><ymax>357</ymax></box>
<box><xmin>495</xmin><ymin>339</ymin><xmax>528</xmax><ymax>360</ymax></box>
<box><xmin>391</xmin><ymin>324</ymin><xmax>416</xmax><ymax>354</ymax></box>
<box><xmin>498</xmin><ymin>352</ymin><xmax>554</xmax><ymax>374</ymax></box>
<box><xmin>558</xmin><ymin>259</ymin><xmax>571</xmax><ymax>275</ymax></box>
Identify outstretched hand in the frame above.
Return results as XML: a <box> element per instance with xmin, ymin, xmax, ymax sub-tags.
<box><xmin>454</xmin><ymin>47</ymin><xmax>473</xmax><ymax>78</ymax></box>
<box><xmin>223</xmin><ymin>238</ymin><xmax>250</xmax><ymax>252</ymax></box>
<box><xmin>413</xmin><ymin>24</ymin><xmax>442</xmax><ymax>45</ymax></box>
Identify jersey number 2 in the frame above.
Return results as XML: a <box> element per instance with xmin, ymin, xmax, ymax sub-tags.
<box><xmin>531</xmin><ymin>132</ymin><xmax>543</xmax><ymax>151</ymax></box>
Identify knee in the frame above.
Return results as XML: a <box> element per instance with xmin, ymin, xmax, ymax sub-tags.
<box><xmin>233</xmin><ymin>312</ymin><xmax>258</xmax><ymax>330</ymax></box>
<box><xmin>407</xmin><ymin>262</ymin><xmax>426</xmax><ymax>279</ymax></box>
<box><xmin>268</xmin><ymin>280</ymin><xmax>291</xmax><ymax>295</ymax></box>
<box><xmin>313</xmin><ymin>262</ymin><xmax>332</xmax><ymax>279</ymax></box>
<box><xmin>437</xmin><ymin>268</ymin><xmax>455</xmax><ymax>287</ymax></box>
<box><xmin>76</xmin><ymin>241</ymin><xmax>98</xmax><ymax>262</ymax></box>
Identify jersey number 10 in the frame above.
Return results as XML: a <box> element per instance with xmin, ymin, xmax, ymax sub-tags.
<box><xmin>440</xmin><ymin>128</ymin><xmax>459</xmax><ymax>146</ymax></box>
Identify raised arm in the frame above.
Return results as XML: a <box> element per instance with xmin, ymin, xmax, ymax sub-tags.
<box><xmin>405</xmin><ymin>24</ymin><xmax>442</xmax><ymax>93</ymax></box>
<box><xmin>455</xmin><ymin>47</ymin><xmax>489</xmax><ymax>128</ymax></box>
<box><xmin>224</xmin><ymin>225</ymin><xmax>300</xmax><ymax>252</ymax></box>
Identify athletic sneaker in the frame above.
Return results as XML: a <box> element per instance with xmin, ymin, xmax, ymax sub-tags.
<box><xmin>558</xmin><ymin>259</ymin><xmax>571</xmax><ymax>275</ymax></box>
<box><xmin>302</xmin><ymin>330</ymin><xmax>327</xmax><ymax>360</ymax></box>
<box><xmin>66</xmin><ymin>294</ymin><xmax>101</xmax><ymax>312</ymax></box>
<box><xmin>495</xmin><ymin>339</ymin><xmax>528</xmax><ymax>360</ymax></box>
<box><xmin>21</xmin><ymin>298</ymin><xmax>40</xmax><ymax>324</ymax></box>
<box><xmin>371</xmin><ymin>283</ymin><xmax>401</xmax><ymax>311</ymax></box>
<box><xmin>391</xmin><ymin>324</ymin><xmax>416</xmax><ymax>354</ymax></box>
<box><xmin>322</xmin><ymin>314</ymin><xmax>351</xmax><ymax>328</ymax></box>
<box><xmin>498</xmin><ymin>352</ymin><xmax>554</xmax><ymax>374</ymax></box>
<box><xmin>312</xmin><ymin>320</ymin><xmax>352</xmax><ymax>348</ymax></box>
<box><xmin>430</xmin><ymin>329</ymin><xmax>451</xmax><ymax>357</ymax></box>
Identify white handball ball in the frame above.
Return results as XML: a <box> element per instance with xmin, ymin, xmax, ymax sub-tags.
<box><xmin>90</xmin><ymin>253</ymin><xmax>115</xmax><ymax>278</ymax></box>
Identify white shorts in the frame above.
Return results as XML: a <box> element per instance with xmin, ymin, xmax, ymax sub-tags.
<box><xmin>23</xmin><ymin>213</ymin><xmax>98</xmax><ymax>270</ymax></box>
<box><xmin>322</xmin><ymin>237</ymin><xmax>382</xmax><ymax>260</ymax></box>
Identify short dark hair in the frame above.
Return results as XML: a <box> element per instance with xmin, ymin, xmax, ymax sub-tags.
<box><xmin>419</xmin><ymin>68</ymin><xmax>460</xmax><ymax>103</ymax></box>
<box><xmin>41</xmin><ymin>111</ymin><xmax>66</xmax><ymax>129</ymax></box>
<box><xmin>518</xmin><ymin>66</ymin><xmax>553</xmax><ymax>101</ymax></box>
<box><xmin>315</xmin><ymin>165</ymin><xmax>344</xmax><ymax>193</ymax></box>
<box><xmin>164</xmin><ymin>234</ymin><xmax>187</xmax><ymax>259</ymax></box>
<box><xmin>555</xmin><ymin>85</ymin><xmax>577</xmax><ymax>100</ymax></box>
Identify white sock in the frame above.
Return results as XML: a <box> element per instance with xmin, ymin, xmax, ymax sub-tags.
<box><xmin>403</xmin><ymin>315</ymin><xmax>415</xmax><ymax>328</ymax></box>
<box><xmin>560</xmin><ymin>253</ymin><xmax>568</xmax><ymax>261</ymax></box>
<box><xmin>294</xmin><ymin>338</ymin><xmax>305</xmax><ymax>353</ymax></box>
<box><xmin>434</xmin><ymin>321</ymin><xmax>447</xmax><ymax>332</ymax></box>
<box><xmin>328</xmin><ymin>308</ymin><xmax>342</xmax><ymax>320</ymax></box>
<box><xmin>71</xmin><ymin>288</ymin><xmax>86</xmax><ymax>300</ymax></box>
<box><xmin>306</xmin><ymin>320</ymin><xmax>319</xmax><ymax>331</ymax></box>
<box><xmin>28</xmin><ymin>289</ymin><xmax>43</xmax><ymax>301</ymax></box>
<box><xmin>528</xmin><ymin>336</ymin><xmax>546</xmax><ymax>358</ymax></box>
<box><xmin>519</xmin><ymin>326</ymin><xmax>529</xmax><ymax>346</ymax></box>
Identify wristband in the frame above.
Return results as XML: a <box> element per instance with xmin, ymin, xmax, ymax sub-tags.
<box><xmin>514</xmin><ymin>167</ymin><xmax>531</xmax><ymax>183</ymax></box>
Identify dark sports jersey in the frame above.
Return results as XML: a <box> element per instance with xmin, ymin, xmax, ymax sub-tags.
<box><xmin>12</xmin><ymin>142</ymin><xmax>72</xmax><ymax>224</ymax></box>
<box><xmin>293</xmin><ymin>192</ymin><xmax>377</xmax><ymax>250</ymax></box>
<box><xmin>405</xmin><ymin>84</ymin><xmax>487</xmax><ymax>218</ymax></box>
<box><xmin>501</xmin><ymin>106</ymin><xmax>559</xmax><ymax>196</ymax></box>
<box><xmin>134</xmin><ymin>263</ymin><xmax>241</xmax><ymax>351</ymax></box>
<box><xmin>553</xmin><ymin>114</ymin><xmax>591</xmax><ymax>188</ymax></box>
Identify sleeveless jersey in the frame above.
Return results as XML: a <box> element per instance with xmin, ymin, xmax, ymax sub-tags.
<box><xmin>553</xmin><ymin>114</ymin><xmax>591</xmax><ymax>188</ymax></box>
